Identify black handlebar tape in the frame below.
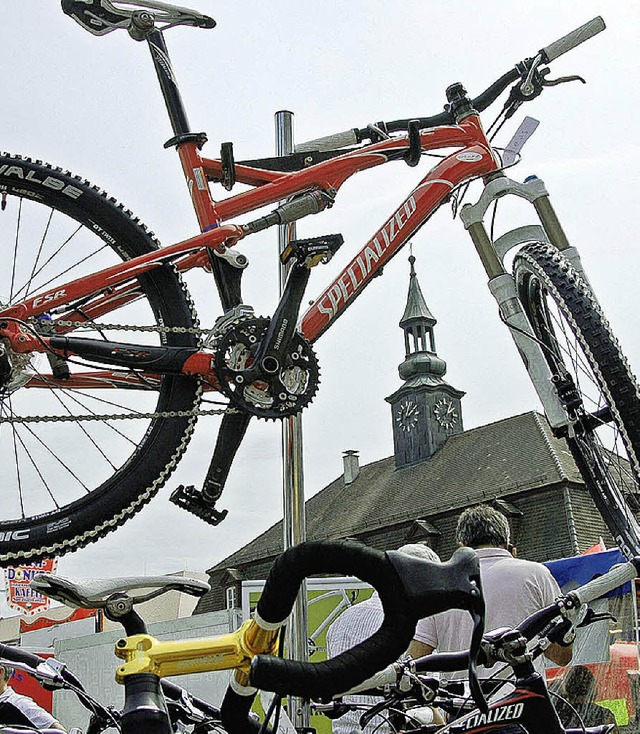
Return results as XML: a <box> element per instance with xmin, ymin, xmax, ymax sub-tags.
<box><xmin>251</xmin><ymin>541</ymin><xmax>483</xmax><ymax>700</ymax></box>
<box><xmin>0</xmin><ymin>643</ymin><xmax>45</xmax><ymax>669</ymax></box>
<box><xmin>220</xmin><ymin>687</ymin><xmax>265</xmax><ymax>734</ymax></box>
<box><xmin>251</xmin><ymin>540</ymin><xmax>414</xmax><ymax>699</ymax></box>
<box><xmin>255</xmin><ymin>541</ymin><xmax>399</xmax><ymax>625</ymax></box>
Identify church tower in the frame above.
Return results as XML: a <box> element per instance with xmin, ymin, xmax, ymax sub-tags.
<box><xmin>386</xmin><ymin>256</ymin><xmax>464</xmax><ymax>469</ymax></box>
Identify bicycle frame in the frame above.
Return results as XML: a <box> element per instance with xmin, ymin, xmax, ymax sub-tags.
<box><xmin>0</xmin><ymin>114</ymin><xmax>499</xmax><ymax>389</ymax></box>
<box><xmin>438</xmin><ymin>675</ymin><xmax>566</xmax><ymax>734</ymax></box>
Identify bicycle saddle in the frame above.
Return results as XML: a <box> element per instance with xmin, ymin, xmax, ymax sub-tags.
<box><xmin>61</xmin><ymin>0</ymin><xmax>216</xmax><ymax>37</ymax></box>
<box><xmin>30</xmin><ymin>572</ymin><xmax>210</xmax><ymax>609</ymax></box>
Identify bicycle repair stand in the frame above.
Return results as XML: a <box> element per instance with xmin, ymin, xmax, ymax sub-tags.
<box><xmin>276</xmin><ymin>110</ymin><xmax>312</xmax><ymax>734</ymax></box>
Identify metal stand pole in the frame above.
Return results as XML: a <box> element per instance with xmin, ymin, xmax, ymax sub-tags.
<box><xmin>275</xmin><ymin>110</ymin><xmax>310</xmax><ymax>731</ymax></box>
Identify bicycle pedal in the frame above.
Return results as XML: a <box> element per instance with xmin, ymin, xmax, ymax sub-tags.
<box><xmin>169</xmin><ymin>484</ymin><xmax>229</xmax><ymax>526</ymax></box>
<box><xmin>280</xmin><ymin>234</ymin><xmax>344</xmax><ymax>267</ymax></box>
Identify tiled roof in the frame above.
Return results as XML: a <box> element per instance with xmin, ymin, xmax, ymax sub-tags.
<box><xmin>206</xmin><ymin>411</ymin><xmax>582</xmax><ymax>573</ymax></box>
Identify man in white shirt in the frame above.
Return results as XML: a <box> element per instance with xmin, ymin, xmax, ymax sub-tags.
<box><xmin>0</xmin><ymin>664</ymin><xmax>66</xmax><ymax>730</ymax></box>
<box><xmin>408</xmin><ymin>505</ymin><xmax>572</xmax><ymax>680</ymax></box>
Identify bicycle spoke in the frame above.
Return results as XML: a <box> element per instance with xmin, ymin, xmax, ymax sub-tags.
<box><xmin>9</xmin><ymin>198</ymin><xmax>22</xmax><ymax>302</ymax></box>
<box><xmin>24</xmin><ymin>207</ymin><xmax>54</xmax><ymax>300</ymax></box>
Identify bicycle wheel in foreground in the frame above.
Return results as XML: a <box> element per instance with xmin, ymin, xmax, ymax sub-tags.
<box><xmin>514</xmin><ymin>242</ymin><xmax>640</xmax><ymax>558</ymax></box>
<box><xmin>0</xmin><ymin>154</ymin><xmax>201</xmax><ymax>564</ymax></box>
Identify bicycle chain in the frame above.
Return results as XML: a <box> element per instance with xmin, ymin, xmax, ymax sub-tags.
<box><xmin>2</xmin><ymin>319</ymin><xmax>238</xmax><ymax>425</ymax></box>
<box><xmin>54</xmin><ymin>320</ymin><xmax>210</xmax><ymax>335</ymax></box>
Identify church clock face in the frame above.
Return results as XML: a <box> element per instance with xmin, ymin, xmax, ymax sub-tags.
<box><xmin>396</xmin><ymin>400</ymin><xmax>419</xmax><ymax>433</ymax></box>
<box><xmin>433</xmin><ymin>397</ymin><xmax>458</xmax><ymax>429</ymax></box>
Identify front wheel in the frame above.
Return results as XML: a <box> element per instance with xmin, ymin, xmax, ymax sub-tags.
<box><xmin>514</xmin><ymin>242</ymin><xmax>640</xmax><ymax>557</ymax></box>
<box><xmin>0</xmin><ymin>154</ymin><xmax>202</xmax><ymax>564</ymax></box>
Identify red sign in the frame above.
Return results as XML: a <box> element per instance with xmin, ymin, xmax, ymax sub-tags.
<box><xmin>19</xmin><ymin>606</ymin><xmax>97</xmax><ymax>633</ymax></box>
<box><xmin>4</xmin><ymin>559</ymin><xmax>58</xmax><ymax>616</ymax></box>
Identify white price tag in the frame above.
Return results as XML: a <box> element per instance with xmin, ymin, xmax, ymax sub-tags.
<box><xmin>502</xmin><ymin>117</ymin><xmax>540</xmax><ymax>167</ymax></box>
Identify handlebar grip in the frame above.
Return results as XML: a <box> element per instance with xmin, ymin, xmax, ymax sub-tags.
<box><xmin>541</xmin><ymin>17</ymin><xmax>605</xmax><ymax>63</ymax></box>
<box><xmin>0</xmin><ymin>643</ymin><xmax>45</xmax><ymax>669</ymax></box>
<box><xmin>572</xmin><ymin>560</ymin><xmax>638</xmax><ymax>605</ymax></box>
<box><xmin>295</xmin><ymin>129</ymin><xmax>359</xmax><ymax>153</ymax></box>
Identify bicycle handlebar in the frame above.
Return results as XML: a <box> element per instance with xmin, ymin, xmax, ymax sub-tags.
<box><xmin>0</xmin><ymin>643</ymin><xmax>46</xmax><ymax>670</ymax></box>
<box><xmin>248</xmin><ymin>540</ymin><xmax>483</xmax><ymax>700</ymax></box>
<box><xmin>410</xmin><ymin>555</ymin><xmax>640</xmax><ymax>678</ymax></box>
<box><xmin>295</xmin><ymin>17</ymin><xmax>605</xmax><ymax>154</ymax></box>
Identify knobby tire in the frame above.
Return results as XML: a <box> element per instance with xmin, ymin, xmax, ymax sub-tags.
<box><xmin>514</xmin><ymin>242</ymin><xmax>640</xmax><ymax>557</ymax></box>
<box><xmin>0</xmin><ymin>154</ymin><xmax>201</xmax><ymax>564</ymax></box>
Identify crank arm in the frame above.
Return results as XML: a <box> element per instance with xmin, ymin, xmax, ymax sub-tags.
<box><xmin>170</xmin><ymin>411</ymin><xmax>252</xmax><ymax>526</ymax></box>
<box><xmin>241</xmin><ymin>234</ymin><xmax>343</xmax><ymax>380</ymax></box>
<box><xmin>242</xmin><ymin>261</ymin><xmax>311</xmax><ymax>380</ymax></box>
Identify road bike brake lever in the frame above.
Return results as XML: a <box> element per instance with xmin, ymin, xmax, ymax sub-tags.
<box><xmin>541</xmin><ymin>73</ymin><xmax>586</xmax><ymax>87</ymax></box>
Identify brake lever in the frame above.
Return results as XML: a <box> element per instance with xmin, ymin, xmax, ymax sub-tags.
<box><xmin>541</xmin><ymin>73</ymin><xmax>586</xmax><ymax>87</ymax></box>
<box><xmin>576</xmin><ymin>608</ymin><xmax>616</xmax><ymax>627</ymax></box>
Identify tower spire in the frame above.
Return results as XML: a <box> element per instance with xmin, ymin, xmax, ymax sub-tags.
<box><xmin>386</xmin><ymin>256</ymin><xmax>464</xmax><ymax>468</ymax></box>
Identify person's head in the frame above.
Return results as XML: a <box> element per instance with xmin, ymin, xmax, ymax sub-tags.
<box><xmin>455</xmin><ymin>504</ymin><xmax>510</xmax><ymax>550</ymax></box>
<box><xmin>0</xmin><ymin>664</ymin><xmax>13</xmax><ymax>692</ymax></box>
<box><xmin>398</xmin><ymin>543</ymin><xmax>440</xmax><ymax>563</ymax></box>
<box><xmin>563</xmin><ymin>665</ymin><xmax>597</xmax><ymax>702</ymax></box>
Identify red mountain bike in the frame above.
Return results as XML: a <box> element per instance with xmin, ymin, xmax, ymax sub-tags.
<box><xmin>0</xmin><ymin>2</ymin><xmax>638</xmax><ymax>565</ymax></box>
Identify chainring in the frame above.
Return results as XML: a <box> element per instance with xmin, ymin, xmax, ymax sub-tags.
<box><xmin>213</xmin><ymin>316</ymin><xmax>320</xmax><ymax>419</ymax></box>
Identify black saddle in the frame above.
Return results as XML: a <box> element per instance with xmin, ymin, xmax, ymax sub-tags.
<box><xmin>61</xmin><ymin>0</ymin><xmax>215</xmax><ymax>37</ymax></box>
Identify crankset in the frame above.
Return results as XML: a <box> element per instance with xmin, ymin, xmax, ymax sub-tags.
<box><xmin>213</xmin><ymin>316</ymin><xmax>320</xmax><ymax>419</ymax></box>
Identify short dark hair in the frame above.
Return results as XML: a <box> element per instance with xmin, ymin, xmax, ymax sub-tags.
<box><xmin>456</xmin><ymin>505</ymin><xmax>510</xmax><ymax>548</ymax></box>
<box><xmin>0</xmin><ymin>665</ymin><xmax>13</xmax><ymax>683</ymax></box>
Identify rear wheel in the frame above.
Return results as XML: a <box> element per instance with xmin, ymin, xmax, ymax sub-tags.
<box><xmin>514</xmin><ymin>242</ymin><xmax>640</xmax><ymax>557</ymax></box>
<box><xmin>0</xmin><ymin>154</ymin><xmax>202</xmax><ymax>564</ymax></box>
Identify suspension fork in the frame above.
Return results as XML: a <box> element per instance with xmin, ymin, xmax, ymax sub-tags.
<box><xmin>458</xmin><ymin>173</ymin><xmax>577</xmax><ymax>430</ymax></box>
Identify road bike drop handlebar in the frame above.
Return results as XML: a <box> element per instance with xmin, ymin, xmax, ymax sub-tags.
<box><xmin>343</xmin><ymin>557</ymin><xmax>640</xmax><ymax>708</ymax></box>
<box><xmin>295</xmin><ymin>16</ymin><xmax>605</xmax><ymax>154</ymax></box>
<box><xmin>221</xmin><ymin>540</ymin><xmax>484</xmax><ymax>733</ymax></box>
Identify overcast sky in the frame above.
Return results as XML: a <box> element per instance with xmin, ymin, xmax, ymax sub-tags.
<box><xmin>0</xmin><ymin>1</ymin><xmax>638</xmax><ymax>615</ymax></box>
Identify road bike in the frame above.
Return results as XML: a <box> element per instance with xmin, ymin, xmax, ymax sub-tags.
<box><xmin>2</xmin><ymin>539</ymin><xmax>637</xmax><ymax>734</ymax></box>
<box><xmin>1</xmin><ymin>1</ymin><xmax>639</xmax><ymax>565</ymax></box>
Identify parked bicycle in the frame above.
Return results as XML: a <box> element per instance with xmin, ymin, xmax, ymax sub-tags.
<box><xmin>0</xmin><ymin>2</ymin><xmax>638</xmax><ymax>565</ymax></box>
<box><xmin>13</xmin><ymin>539</ymin><xmax>483</xmax><ymax>734</ymax></box>
<box><xmin>0</xmin><ymin>539</ymin><xmax>633</xmax><ymax>734</ymax></box>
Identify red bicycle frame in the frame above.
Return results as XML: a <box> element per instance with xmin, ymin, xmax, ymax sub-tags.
<box><xmin>0</xmin><ymin>114</ymin><xmax>499</xmax><ymax>390</ymax></box>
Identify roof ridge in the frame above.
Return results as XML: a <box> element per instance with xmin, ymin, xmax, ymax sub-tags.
<box><xmin>532</xmin><ymin>412</ymin><xmax>568</xmax><ymax>481</ymax></box>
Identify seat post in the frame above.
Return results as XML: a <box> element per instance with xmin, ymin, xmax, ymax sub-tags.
<box><xmin>146</xmin><ymin>29</ymin><xmax>192</xmax><ymax>140</ymax></box>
